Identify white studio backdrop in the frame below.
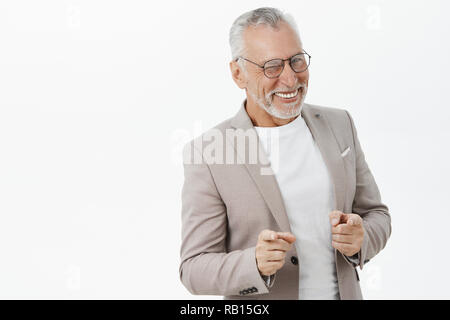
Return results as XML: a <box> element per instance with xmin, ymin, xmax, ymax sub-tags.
<box><xmin>0</xmin><ymin>0</ymin><xmax>449</xmax><ymax>299</ymax></box>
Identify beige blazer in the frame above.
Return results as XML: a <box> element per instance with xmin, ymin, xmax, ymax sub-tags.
<box><xmin>179</xmin><ymin>100</ymin><xmax>391</xmax><ymax>300</ymax></box>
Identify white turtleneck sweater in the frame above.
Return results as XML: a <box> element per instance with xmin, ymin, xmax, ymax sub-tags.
<box><xmin>254</xmin><ymin>113</ymin><xmax>340</xmax><ymax>300</ymax></box>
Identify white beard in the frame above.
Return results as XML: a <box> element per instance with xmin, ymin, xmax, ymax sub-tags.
<box><xmin>249</xmin><ymin>85</ymin><xmax>308</xmax><ymax>120</ymax></box>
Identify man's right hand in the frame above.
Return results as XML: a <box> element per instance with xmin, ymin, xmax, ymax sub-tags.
<box><xmin>255</xmin><ymin>229</ymin><xmax>296</xmax><ymax>276</ymax></box>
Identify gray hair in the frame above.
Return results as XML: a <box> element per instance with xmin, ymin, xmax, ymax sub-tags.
<box><xmin>229</xmin><ymin>7</ymin><xmax>301</xmax><ymax>62</ymax></box>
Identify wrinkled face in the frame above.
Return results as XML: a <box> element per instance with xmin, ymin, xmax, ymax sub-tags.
<box><xmin>242</xmin><ymin>22</ymin><xmax>309</xmax><ymax>119</ymax></box>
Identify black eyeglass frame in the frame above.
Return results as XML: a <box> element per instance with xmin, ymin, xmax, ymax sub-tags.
<box><xmin>235</xmin><ymin>50</ymin><xmax>311</xmax><ymax>79</ymax></box>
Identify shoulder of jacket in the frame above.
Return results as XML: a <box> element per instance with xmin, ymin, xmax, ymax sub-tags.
<box><xmin>305</xmin><ymin>102</ymin><xmax>349</xmax><ymax>117</ymax></box>
<box><xmin>305</xmin><ymin>102</ymin><xmax>352</xmax><ymax>127</ymax></box>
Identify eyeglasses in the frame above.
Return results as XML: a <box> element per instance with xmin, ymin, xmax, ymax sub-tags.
<box><xmin>235</xmin><ymin>51</ymin><xmax>311</xmax><ymax>79</ymax></box>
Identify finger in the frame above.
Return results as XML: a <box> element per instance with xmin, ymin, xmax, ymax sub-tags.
<box><xmin>329</xmin><ymin>210</ymin><xmax>344</xmax><ymax>226</ymax></box>
<box><xmin>259</xmin><ymin>229</ymin><xmax>278</xmax><ymax>241</ymax></box>
<box><xmin>344</xmin><ymin>213</ymin><xmax>362</xmax><ymax>226</ymax></box>
<box><xmin>276</xmin><ymin>232</ymin><xmax>296</xmax><ymax>244</ymax></box>
<box><xmin>332</xmin><ymin>241</ymin><xmax>354</xmax><ymax>255</ymax></box>
<box><xmin>267</xmin><ymin>239</ymin><xmax>292</xmax><ymax>251</ymax></box>
<box><xmin>331</xmin><ymin>224</ymin><xmax>353</xmax><ymax>235</ymax></box>
<box><xmin>332</xmin><ymin>233</ymin><xmax>353</xmax><ymax>244</ymax></box>
<box><xmin>266</xmin><ymin>250</ymin><xmax>286</xmax><ymax>261</ymax></box>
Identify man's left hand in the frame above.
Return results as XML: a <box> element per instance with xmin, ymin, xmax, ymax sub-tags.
<box><xmin>329</xmin><ymin>210</ymin><xmax>364</xmax><ymax>257</ymax></box>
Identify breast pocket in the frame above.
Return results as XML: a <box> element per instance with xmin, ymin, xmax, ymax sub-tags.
<box><xmin>340</xmin><ymin>146</ymin><xmax>351</xmax><ymax>158</ymax></box>
<box><xmin>339</xmin><ymin>145</ymin><xmax>356</xmax><ymax>210</ymax></box>
<box><xmin>340</xmin><ymin>145</ymin><xmax>355</xmax><ymax>167</ymax></box>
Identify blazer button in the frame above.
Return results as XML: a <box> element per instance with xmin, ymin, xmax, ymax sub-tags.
<box><xmin>291</xmin><ymin>256</ymin><xmax>298</xmax><ymax>265</ymax></box>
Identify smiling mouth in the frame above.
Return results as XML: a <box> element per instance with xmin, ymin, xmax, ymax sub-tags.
<box><xmin>273</xmin><ymin>87</ymin><xmax>303</xmax><ymax>100</ymax></box>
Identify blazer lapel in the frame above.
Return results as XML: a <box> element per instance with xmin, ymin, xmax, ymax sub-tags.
<box><xmin>301</xmin><ymin>104</ymin><xmax>346</xmax><ymax>212</ymax></box>
<box><xmin>229</xmin><ymin>101</ymin><xmax>292</xmax><ymax>233</ymax></box>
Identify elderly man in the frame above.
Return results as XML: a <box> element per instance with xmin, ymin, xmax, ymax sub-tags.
<box><xmin>179</xmin><ymin>7</ymin><xmax>391</xmax><ymax>300</ymax></box>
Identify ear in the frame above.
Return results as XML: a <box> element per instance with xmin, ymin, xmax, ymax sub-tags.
<box><xmin>229</xmin><ymin>60</ymin><xmax>247</xmax><ymax>89</ymax></box>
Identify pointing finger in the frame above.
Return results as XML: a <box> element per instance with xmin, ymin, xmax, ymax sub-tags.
<box><xmin>276</xmin><ymin>232</ymin><xmax>296</xmax><ymax>244</ymax></box>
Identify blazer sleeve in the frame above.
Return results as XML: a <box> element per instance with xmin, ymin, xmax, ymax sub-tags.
<box><xmin>345</xmin><ymin>111</ymin><xmax>392</xmax><ymax>270</ymax></box>
<box><xmin>179</xmin><ymin>141</ymin><xmax>270</xmax><ymax>296</ymax></box>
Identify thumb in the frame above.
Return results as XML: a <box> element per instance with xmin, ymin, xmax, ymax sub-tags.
<box><xmin>276</xmin><ymin>232</ymin><xmax>296</xmax><ymax>244</ymax></box>
<box><xmin>259</xmin><ymin>229</ymin><xmax>278</xmax><ymax>241</ymax></box>
<box><xmin>341</xmin><ymin>213</ymin><xmax>362</xmax><ymax>226</ymax></box>
<box><xmin>329</xmin><ymin>210</ymin><xmax>344</xmax><ymax>226</ymax></box>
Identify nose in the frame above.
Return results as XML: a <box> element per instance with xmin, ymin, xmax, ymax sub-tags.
<box><xmin>278</xmin><ymin>61</ymin><xmax>297</xmax><ymax>88</ymax></box>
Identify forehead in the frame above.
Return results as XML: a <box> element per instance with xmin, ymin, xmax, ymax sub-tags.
<box><xmin>243</xmin><ymin>21</ymin><xmax>302</xmax><ymax>62</ymax></box>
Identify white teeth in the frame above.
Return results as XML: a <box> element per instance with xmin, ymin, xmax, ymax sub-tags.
<box><xmin>274</xmin><ymin>89</ymin><xmax>299</xmax><ymax>99</ymax></box>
